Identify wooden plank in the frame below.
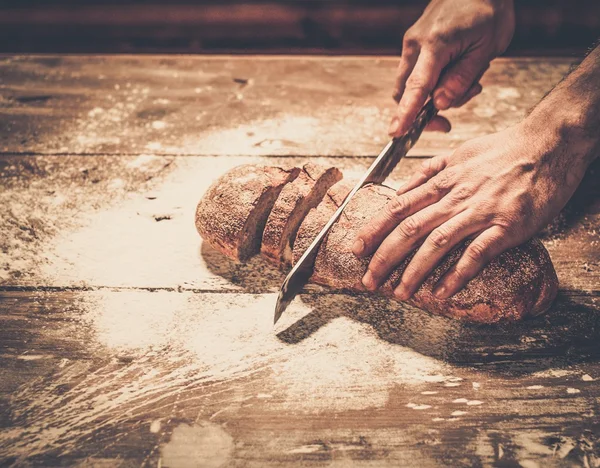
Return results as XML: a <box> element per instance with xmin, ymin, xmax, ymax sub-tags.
<box><xmin>1</xmin><ymin>154</ymin><xmax>598</xmax><ymax>292</ymax></box>
<box><xmin>0</xmin><ymin>56</ymin><xmax>573</xmax><ymax>156</ymax></box>
<box><xmin>0</xmin><ymin>289</ymin><xmax>599</xmax><ymax>465</ymax></box>
<box><xmin>0</xmin><ymin>154</ymin><xmax>415</xmax><ymax>290</ymax></box>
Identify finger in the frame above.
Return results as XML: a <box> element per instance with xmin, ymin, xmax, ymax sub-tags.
<box><xmin>433</xmin><ymin>56</ymin><xmax>489</xmax><ymax>110</ymax></box>
<box><xmin>393</xmin><ymin>45</ymin><xmax>420</xmax><ymax>103</ymax></box>
<box><xmin>362</xmin><ymin>198</ymin><xmax>457</xmax><ymax>291</ymax></box>
<box><xmin>451</xmin><ymin>82</ymin><xmax>482</xmax><ymax>108</ymax></box>
<box><xmin>433</xmin><ymin>226</ymin><xmax>509</xmax><ymax>299</ymax></box>
<box><xmin>396</xmin><ymin>155</ymin><xmax>447</xmax><ymax>196</ymax></box>
<box><xmin>424</xmin><ymin>115</ymin><xmax>451</xmax><ymax>132</ymax></box>
<box><xmin>390</xmin><ymin>49</ymin><xmax>447</xmax><ymax>137</ymax></box>
<box><xmin>353</xmin><ymin>173</ymin><xmax>449</xmax><ymax>258</ymax></box>
<box><xmin>393</xmin><ymin>209</ymin><xmax>488</xmax><ymax>301</ymax></box>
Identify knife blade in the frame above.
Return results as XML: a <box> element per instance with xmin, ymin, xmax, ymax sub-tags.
<box><xmin>273</xmin><ymin>99</ymin><xmax>438</xmax><ymax>325</ymax></box>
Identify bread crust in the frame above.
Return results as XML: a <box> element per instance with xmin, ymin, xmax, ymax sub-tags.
<box><xmin>292</xmin><ymin>179</ymin><xmax>354</xmax><ymax>266</ymax></box>
<box><xmin>195</xmin><ymin>164</ymin><xmax>299</xmax><ymax>261</ymax></box>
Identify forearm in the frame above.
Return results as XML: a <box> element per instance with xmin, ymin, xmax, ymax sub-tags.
<box><xmin>524</xmin><ymin>43</ymin><xmax>600</xmax><ymax>170</ymax></box>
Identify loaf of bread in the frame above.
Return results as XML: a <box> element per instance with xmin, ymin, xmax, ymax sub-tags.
<box><xmin>196</xmin><ymin>164</ymin><xmax>559</xmax><ymax>323</ymax></box>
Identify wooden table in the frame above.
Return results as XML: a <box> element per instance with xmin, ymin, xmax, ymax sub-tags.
<box><xmin>0</xmin><ymin>55</ymin><xmax>599</xmax><ymax>467</ymax></box>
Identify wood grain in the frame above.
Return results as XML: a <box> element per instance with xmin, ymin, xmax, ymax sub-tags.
<box><xmin>0</xmin><ymin>55</ymin><xmax>598</xmax><ymax>466</ymax></box>
<box><xmin>0</xmin><ymin>56</ymin><xmax>572</xmax><ymax>156</ymax></box>
<box><xmin>0</xmin><ymin>289</ymin><xmax>599</xmax><ymax>465</ymax></box>
<box><xmin>1</xmin><ymin>154</ymin><xmax>597</xmax><ymax>292</ymax></box>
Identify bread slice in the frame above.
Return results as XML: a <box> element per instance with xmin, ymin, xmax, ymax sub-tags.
<box><xmin>261</xmin><ymin>163</ymin><xmax>342</xmax><ymax>267</ymax></box>
<box><xmin>195</xmin><ymin>164</ymin><xmax>299</xmax><ymax>261</ymax></box>
<box><xmin>310</xmin><ymin>184</ymin><xmax>558</xmax><ymax>322</ymax></box>
<box><xmin>292</xmin><ymin>179</ymin><xmax>354</xmax><ymax>266</ymax></box>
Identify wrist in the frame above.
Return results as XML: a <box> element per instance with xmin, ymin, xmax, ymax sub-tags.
<box><xmin>521</xmin><ymin>92</ymin><xmax>599</xmax><ymax>171</ymax></box>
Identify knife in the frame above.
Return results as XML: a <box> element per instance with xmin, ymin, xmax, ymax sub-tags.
<box><xmin>273</xmin><ymin>99</ymin><xmax>438</xmax><ymax>325</ymax></box>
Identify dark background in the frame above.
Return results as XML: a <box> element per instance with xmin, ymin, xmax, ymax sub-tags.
<box><xmin>1</xmin><ymin>0</ymin><xmax>599</xmax><ymax>56</ymax></box>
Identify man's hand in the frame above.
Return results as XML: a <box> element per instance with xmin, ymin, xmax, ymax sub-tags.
<box><xmin>353</xmin><ymin>119</ymin><xmax>593</xmax><ymax>301</ymax></box>
<box><xmin>391</xmin><ymin>0</ymin><xmax>515</xmax><ymax>136</ymax></box>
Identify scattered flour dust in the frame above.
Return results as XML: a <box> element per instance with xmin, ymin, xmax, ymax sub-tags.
<box><xmin>189</xmin><ymin>115</ymin><xmax>320</xmax><ymax>155</ymax></box>
<box><xmin>39</xmin><ymin>156</ymin><xmax>250</xmax><ymax>289</ymax></box>
<box><xmin>161</xmin><ymin>422</ymin><xmax>233</xmax><ymax>468</ymax></box>
<box><xmin>0</xmin><ymin>289</ymin><xmax>451</xmax><ymax>455</ymax></box>
<box><xmin>87</xmin><ymin>291</ymin><xmax>449</xmax><ymax>412</ymax></box>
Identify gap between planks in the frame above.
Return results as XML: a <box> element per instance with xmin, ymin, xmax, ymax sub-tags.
<box><xmin>0</xmin><ymin>152</ymin><xmax>436</xmax><ymax>159</ymax></box>
<box><xmin>0</xmin><ymin>285</ymin><xmax>597</xmax><ymax>297</ymax></box>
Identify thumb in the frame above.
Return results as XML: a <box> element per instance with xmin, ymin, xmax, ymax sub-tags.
<box><xmin>433</xmin><ymin>55</ymin><xmax>489</xmax><ymax>110</ymax></box>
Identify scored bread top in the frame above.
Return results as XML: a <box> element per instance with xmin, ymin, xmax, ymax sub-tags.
<box><xmin>195</xmin><ymin>164</ymin><xmax>299</xmax><ymax>261</ymax></box>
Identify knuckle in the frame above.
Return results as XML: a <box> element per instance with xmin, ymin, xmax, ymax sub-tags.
<box><xmin>466</xmin><ymin>242</ymin><xmax>488</xmax><ymax>263</ymax></box>
<box><xmin>494</xmin><ymin>212</ymin><xmax>518</xmax><ymax>230</ymax></box>
<box><xmin>399</xmin><ymin>216</ymin><xmax>421</xmax><ymax>238</ymax></box>
<box><xmin>385</xmin><ymin>196</ymin><xmax>409</xmax><ymax>219</ymax></box>
<box><xmin>405</xmin><ymin>75</ymin><xmax>432</xmax><ymax>93</ymax></box>
<box><xmin>451</xmin><ymin>265</ymin><xmax>469</xmax><ymax>283</ymax></box>
<box><xmin>430</xmin><ymin>172</ymin><xmax>451</xmax><ymax>192</ymax></box>
<box><xmin>401</xmin><ymin>270</ymin><xmax>416</xmax><ymax>289</ymax></box>
<box><xmin>370</xmin><ymin>249</ymin><xmax>389</xmax><ymax>272</ymax></box>
<box><xmin>450</xmin><ymin>184</ymin><xmax>472</xmax><ymax>203</ymax></box>
<box><xmin>402</xmin><ymin>32</ymin><xmax>420</xmax><ymax>52</ymax></box>
<box><xmin>420</xmin><ymin>157</ymin><xmax>436</xmax><ymax>176</ymax></box>
<box><xmin>429</xmin><ymin>228</ymin><xmax>450</xmax><ymax>250</ymax></box>
<box><xmin>428</xmin><ymin>27</ymin><xmax>452</xmax><ymax>46</ymax></box>
<box><xmin>446</xmin><ymin>70</ymin><xmax>475</xmax><ymax>93</ymax></box>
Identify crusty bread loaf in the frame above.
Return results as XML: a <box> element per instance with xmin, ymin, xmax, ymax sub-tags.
<box><xmin>303</xmin><ymin>184</ymin><xmax>558</xmax><ymax>323</ymax></box>
<box><xmin>261</xmin><ymin>163</ymin><xmax>342</xmax><ymax>267</ymax></box>
<box><xmin>196</xmin><ymin>165</ymin><xmax>559</xmax><ymax>323</ymax></box>
<box><xmin>195</xmin><ymin>164</ymin><xmax>299</xmax><ymax>261</ymax></box>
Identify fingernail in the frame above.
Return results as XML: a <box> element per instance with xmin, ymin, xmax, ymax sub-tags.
<box><xmin>394</xmin><ymin>283</ymin><xmax>410</xmax><ymax>301</ymax></box>
<box><xmin>433</xmin><ymin>283</ymin><xmax>449</xmax><ymax>299</ymax></box>
<box><xmin>434</xmin><ymin>90</ymin><xmax>452</xmax><ymax>110</ymax></box>
<box><xmin>352</xmin><ymin>238</ymin><xmax>365</xmax><ymax>257</ymax></box>
<box><xmin>388</xmin><ymin>117</ymin><xmax>401</xmax><ymax>136</ymax></box>
<box><xmin>362</xmin><ymin>271</ymin><xmax>376</xmax><ymax>291</ymax></box>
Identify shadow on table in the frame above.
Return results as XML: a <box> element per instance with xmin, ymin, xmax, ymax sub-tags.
<box><xmin>275</xmin><ymin>290</ymin><xmax>600</xmax><ymax>377</ymax></box>
<box><xmin>201</xmin><ymin>237</ymin><xmax>600</xmax><ymax>377</ymax></box>
<box><xmin>200</xmin><ymin>242</ymin><xmax>284</xmax><ymax>292</ymax></box>
<box><xmin>540</xmin><ymin>158</ymin><xmax>600</xmax><ymax>239</ymax></box>
<box><xmin>199</xmin><ymin>158</ymin><xmax>600</xmax><ymax>378</ymax></box>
